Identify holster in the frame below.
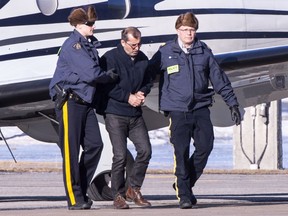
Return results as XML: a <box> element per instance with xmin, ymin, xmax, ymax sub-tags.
<box><xmin>54</xmin><ymin>84</ymin><xmax>68</xmax><ymax>109</ymax></box>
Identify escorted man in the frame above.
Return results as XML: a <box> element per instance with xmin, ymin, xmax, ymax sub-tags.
<box><xmin>149</xmin><ymin>12</ymin><xmax>241</xmax><ymax>209</ymax></box>
<box><xmin>99</xmin><ymin>27</ymin><xmax>153</xmax><ymax>209</ymax></box>
<box><xmin>49</xmin><ymin>5</ymin><xmax>118</xmax><ymax>210</ymax></box>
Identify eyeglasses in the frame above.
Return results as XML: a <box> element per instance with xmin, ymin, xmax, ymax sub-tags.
<box><xmin>85</xmin><ymin>21</ymin><xmax>95</xmax><ymax>27</ymax></box>
<box><xmin>178</xmin><ymin>28</ymin><xmax>196</xmax><ymax>33</ymax></box>
<box><xmin>125</xmin><ymin>41</ymin><xmax>141</xmax><ymax>49</ymax></box>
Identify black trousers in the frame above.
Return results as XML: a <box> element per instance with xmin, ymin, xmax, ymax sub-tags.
<box><xmin>56</xmin><ymin>99</ymin><xmax>103</xmax><ymax>207</ymax></box>
<box><xmin>105</xmin><ymin>114</ymin><xmax>152</xmax><ymax>198</ymax></box>
<box><xmin>169</xmin><ymin>107</ymin><xmax>214</xmax><ymax>202</ymax></box>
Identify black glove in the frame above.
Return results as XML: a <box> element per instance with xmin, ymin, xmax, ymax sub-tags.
<box><xmin>95</xmin><ymin>68</ymin><xmax>119</xmax><ymax>83</ymax></box>
<box><xmin>106</xmin><ymin>68</ymin><xmax>119</xmax><ymax>81</ymax></box>
<box><xmin>230</xmin><ymin>105</ymin><xmax>241</xmax><ymax>126</ymax></box>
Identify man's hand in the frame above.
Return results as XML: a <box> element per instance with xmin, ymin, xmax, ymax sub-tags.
<box><xmin>135</xmin><ymin>91</ymin><xmax>145</xmax><ymax>105</ymax></box>
<box><xmin>230</xmin><ymin>105</ymin><xmax>241</xmax><ymax>126</ymax></box>
<box><xmin>128</xmin><ymin>93</ymin><xmax>143</xmax><ymax>107</ymax></box>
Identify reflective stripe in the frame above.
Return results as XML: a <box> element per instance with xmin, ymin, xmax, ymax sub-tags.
<box><xmin>169</xmin><ymin>117</ymin><xmax>180</xmax><ymax>200</ymax></box>
<box><xmin>63</xmin><ymin>102</ymin><xmax>76</xmax><ymax>205</ymax></box>
<box><xmin>168</xmin><ymin>117</ymin><xmax>172</xmax><ymax>139</ymax></box>
<box><xmin>173</xmin><ymin>153</ymin><xmax>180</xmax><ymax>200</ymax></box>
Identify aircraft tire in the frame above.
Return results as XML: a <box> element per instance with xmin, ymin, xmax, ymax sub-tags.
<box><xmin>87</xmin><ymin>149</ymin><xmax>135</xmax><ymax>201</ymax></box>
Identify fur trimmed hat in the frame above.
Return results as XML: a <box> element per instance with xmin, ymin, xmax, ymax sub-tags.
<box><xmin>68</xmin><ymin>5</ymin><xmax>97</xmax><ymax>26</ymax></box>
<box><xmin>175</xmin><ymin>12</ymin><xmax>199</xmax><ymax>30</ymax></box>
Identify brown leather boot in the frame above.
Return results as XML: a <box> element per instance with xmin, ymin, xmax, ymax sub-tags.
<box><xmin>126</xmin><ymin>186</ymin><xmax>151</xmax><ymax>207</ymax></box>
<box><xmin>113</xmin><ymin>194</ymin><xmax>129</xmax><ymax>209</ymax></box>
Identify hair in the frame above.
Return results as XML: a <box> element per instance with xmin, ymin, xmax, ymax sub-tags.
<box><xmin>68</xmin><ymin>5</ymin><xmax>97</xmax><ymax>26</ymax></box>
<box><xmin>175</xmin><ymin>12</ymin><xmax>199</xmax><ymax>30</ymax></box>
<box><xmin>121</xmin><ymin>27</ymin><xmax>141</xmax><ymax>41</ymax></box>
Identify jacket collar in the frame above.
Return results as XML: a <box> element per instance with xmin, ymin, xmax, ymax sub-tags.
<box><xmin>71</xmin><ymin>29</ymin><xmax>101</xmax><ymax>48</ymax></box>
<box><xmin>117</xmin><ymin>43</ymin><xmax>140</xmax><ymax>61</ymax></box>
<box><xmin>171</xmin><ymin>37</ymin><xmax>203</xmax><ymax>55</ymax></box>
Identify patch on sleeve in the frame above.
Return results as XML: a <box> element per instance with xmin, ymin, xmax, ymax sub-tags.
<box><xmin>73</xmin><ymin>43</ymin><xmax>82</xmax><ymax>49</ymax></box>
<box><xmin>167</xmin><ymin>65</ymin><xmax>179</xmax><ymax>74</ymax></box>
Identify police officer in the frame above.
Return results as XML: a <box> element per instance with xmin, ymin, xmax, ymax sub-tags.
<box><xmin>49</xmin><ymin>5</ymin><xmax>118</xmax><ymax>210</ymax></box>
<box><xmin>149</xmin><ymin>12</ymin><xmax>241</xmax><ymax>209</ymax></box>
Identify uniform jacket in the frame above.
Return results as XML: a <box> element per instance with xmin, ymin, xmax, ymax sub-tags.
<box><xmin>49</xmin><ymin>29</ymin><xmax>114</xmax><ymax>103</ymax></box>
<box><xmin>149</xmin><ymin>38</ymin><xmax>239</xmax><ymax>112</ymax></box>
<box><xmin>99</xmin><ymin>44</ymin><xmax>153</xmax><ymax>117</ymax></box>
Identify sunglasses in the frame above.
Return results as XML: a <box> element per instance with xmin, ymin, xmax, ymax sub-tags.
<box><xmin>85</xmin><ymin>21</ymin><xmax>95</xmax><ymax>27</ymax></box>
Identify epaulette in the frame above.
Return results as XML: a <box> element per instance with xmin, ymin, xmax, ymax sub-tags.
<box><xmin>159</xmin><ymin>40</ymin><xmax>174</xmax><ymax>48</ymax></box>
<box><xmin>202</xmin><ymin>41</ymin><xmax>212</xmax><ymax>52</ymax></box>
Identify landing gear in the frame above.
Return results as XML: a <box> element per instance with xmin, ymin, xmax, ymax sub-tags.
<box><xmin>87</xmin><ymin>149</ymin><xmax>135</xmax><ymax>201</ymax></box>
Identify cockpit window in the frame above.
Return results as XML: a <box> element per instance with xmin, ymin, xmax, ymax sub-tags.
<box><xmin>36</xmin><ymin>0</ymin><xmax>58</xmax><ymax>16</ymax></box>
<box><xmin>0</xmin><ymin>0</ymin><xmax>9</xmax><ymax>9</ymax></box>
<box><xmin>108</xmin><ymin>0</ymin><xmax>130</xmax><ymax>19</ymax></box>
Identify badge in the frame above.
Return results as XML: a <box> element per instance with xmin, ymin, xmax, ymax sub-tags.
<box><xmin>167</xmin><ymin>65</ymin><xmax>179</xmax><ymax>74</ymax></box>
<box><xmin>73</xmin><ymin>43</ymin><xmax>82</xmax><ymax>49</ymax></box>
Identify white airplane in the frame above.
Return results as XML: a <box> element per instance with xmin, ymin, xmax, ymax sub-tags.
<box><xmin>1</xmin><ymin>0</ymin><xmax>288</xmax><ymax>201</ymax></box>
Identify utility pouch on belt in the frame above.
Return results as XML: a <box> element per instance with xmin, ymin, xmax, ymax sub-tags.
<box><xmin>54</xmin><ymin>84</ymin><xmax>68</xmax><ymax>109</ymax></box>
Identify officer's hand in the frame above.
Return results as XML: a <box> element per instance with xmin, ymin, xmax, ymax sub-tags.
<box><xmin>230</xmin><ymin>105</ymin><xmax>241</xmax><ymax>126</ymax></box>
<box><xmin>106</xmin><ymin>68</ymin><xmax>119</xmax><ymax>81</ymax></box>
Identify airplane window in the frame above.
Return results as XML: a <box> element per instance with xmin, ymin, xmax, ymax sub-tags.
<box><xmin>0</xmin><ymin>0</ymin><xmax>9</xmax><ymax>9</ymax></box>
<box><xmin>108</xmin><ymin>0</ymin><xmax>130</xmax><ymax>19</ymax></box>
<box><xmin>36</xmin><ymin>0</ymin><xmax>58</xmax><ymax>16</ymax></box>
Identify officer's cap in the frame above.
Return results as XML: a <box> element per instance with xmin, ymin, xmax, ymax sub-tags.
<box><xmin>68</xmin><ymin>5</ymin><xmax>97</xmax><ymax>27</ymax></box>
<box><xmin>175</xmin><ymin>12</ymin><xmax>199</xmax><ymax>30</ymax></box>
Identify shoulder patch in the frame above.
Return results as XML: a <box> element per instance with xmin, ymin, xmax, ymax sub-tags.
<box><xmin>73</xmin><ymin>43</ymin><xmax>82</xmax><ymax>50</ymax></box>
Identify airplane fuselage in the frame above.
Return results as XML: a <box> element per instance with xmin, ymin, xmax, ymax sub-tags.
<box><xmin>1</xmin><ymin>0</ymin><xmax>288</xmax><ymax>135</ymax></box>
<box><xmin>1</xmin><ymin>0</ymin><xmax>288</xmax><ymax>85</ymax></box>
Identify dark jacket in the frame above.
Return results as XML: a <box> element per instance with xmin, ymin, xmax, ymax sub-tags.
<box><xmin>99</xmin><ymin>44</ymin><xmax>153</xmax><ymax>117</ymax></box>
<box><xmin>49</xmin><ymin>29</ymin><xmax>114</xmax><ymax>103</ymax></box>
<box><xmin>149</xmin><ymin>38</ymin><xmax>239</xmax><ymax>112</ymax></box>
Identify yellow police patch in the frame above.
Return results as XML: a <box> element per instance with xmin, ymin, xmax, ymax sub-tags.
<box><xmin>167</xmin><ymin>65</ymin><xmax>179</xmax><ymax>74</ymax></box>
<box><xmin>73</xmin><ymin>43</ymin><xmax>81</xmax><ymax>49</ymax></box>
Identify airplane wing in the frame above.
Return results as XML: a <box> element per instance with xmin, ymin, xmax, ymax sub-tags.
<box><xmin>1</xmin><ymin>45</ymin><xmax>288</xmax><ymax>141</ymax></box>
<box><xmin>0</xmin><ymin>78</ymin><xmax>58</xmax><ymax>142</ymax></box>
<box><xmin>212</xmin><ymin>45</ymin><xmax>288</xmax><ymax>126</ymax></box>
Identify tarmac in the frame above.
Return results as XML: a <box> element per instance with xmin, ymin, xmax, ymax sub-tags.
<box><xmin>0</xmin><ymin>163</ymin><xmax>288</xmax><ymax>216</ymax></box>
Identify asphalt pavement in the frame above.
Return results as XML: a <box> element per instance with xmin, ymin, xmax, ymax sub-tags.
<box><xmin>0</xmin><ymin>168</ymin><xmax>288</xmax><ymax>216</ymax></box>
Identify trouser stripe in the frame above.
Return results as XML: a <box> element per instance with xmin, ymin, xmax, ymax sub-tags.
<box><xmin>173</xmin><ymin>153</ymin><xmax>180</xmax><ymax>200</ymax></box>
<box><xmin>169</xmin><ymin>117</ymin><xmax>180</xmax><ymax>200</ymax></box>
<box><xmin>63</xmin><ymin>102</ymin><xmax>76</xmax><ymax>205</ymax></box>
